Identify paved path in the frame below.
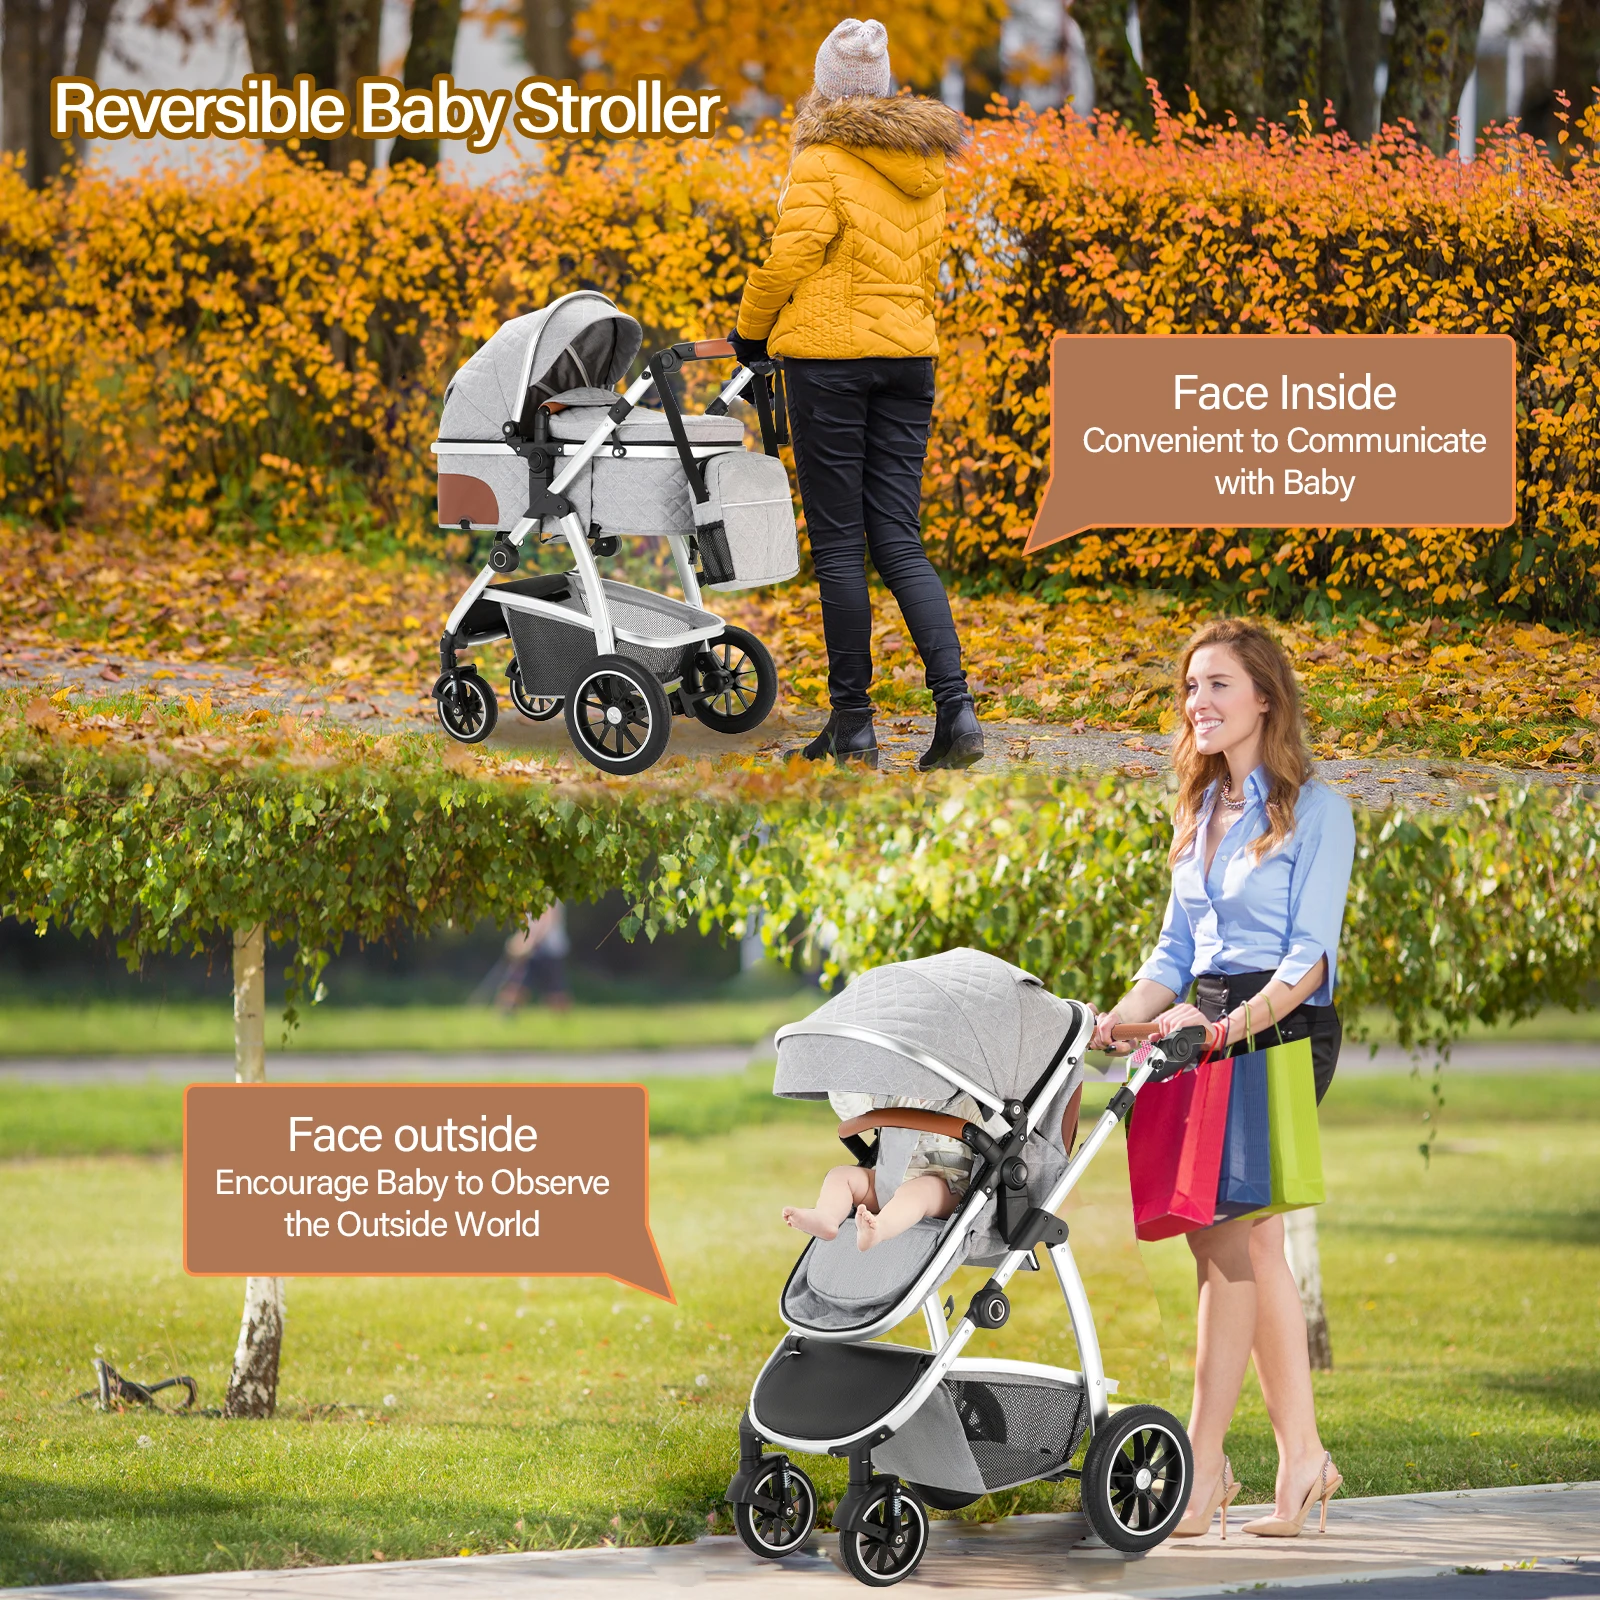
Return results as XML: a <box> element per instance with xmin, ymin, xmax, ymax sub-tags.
<box><xmin>3</xmin><ymin>1041</ymin><xmax>1594</xmax><ymax>1083</ymax></box>
<box><xmin>8</xmin><ymin>1484</ymin><xmax>1596</xmax><ymax>1599</ymax></box>
<box><xmin>0</xmin><ymin>1046</ymin><xmax>756</xmax><ymax>1084</ymax></box>
<box><xmin>10</xmin><ymin>648</ymin><xmax>1596</xmax><ymax>810</ymax></box>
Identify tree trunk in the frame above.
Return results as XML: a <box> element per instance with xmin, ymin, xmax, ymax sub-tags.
<box><xmin>1074</xmin><ymin>0</ymin><xmax>1152</xmax><ymax>131</ymax></box>
<box><xmin>1139</xmin><ymin>0</ymin><xmax>1190</xmax><ymax>115</ymax></box>
<box><xmin>391</xmin><ymin>0</ymin><xmax>463</xmax><ymax>168</ymax></box>
<box><xmin>238</xmin><ymin>0</ymin><xmax>291</xmax><ymax>80</ymax></box>
<box><xmin>331</xmin><ymin>0</ymin><xmax>383</xmax><ymax>172</ymax></box>
<box><xmin>1317</xmin><ymin>0</ymin><xmax>1348</xmax><ymax>127</ymax></box>
<box><xmin>1264</xmin><ymin>0</ymin><xmax>1323</xmax><ymax>123</ymax></box>
<box><xmin>1555</xmin><ymin>0</ymin><xmax>1600</xmax><ymax>124</ymax></box>
<box><xmin>1283</xmin><ymin>1207</ymin><xmax>1333</xmax><ymax>1370</ymax></box>
<box><xmin>1341</xmin><ymin>0</ymin><xmax>1381</xmax><ymax>137</ymax></box>
<box><xmin>223</xmin><ymin>925</ymin><xmax>284</xmax><ymax>1420</ymax></box>
<box><xmin>522</xmin><ymin>0</ymin><xmax>574</xmax><ymax>81</ymax></box>
<box><xmin>1</xmin><ymin>0</ymin><xmax>41</xmax><ymax>182</ymax></box>
<box><xmin>1190</xmin><ymin>0</ymin><xmax>1264</xmax><ymax>122</ymax></box>
<box><xmin>1382</xmin><ymin>0</ymin><xmax>1481</xmax><ymax>151</ymax></box>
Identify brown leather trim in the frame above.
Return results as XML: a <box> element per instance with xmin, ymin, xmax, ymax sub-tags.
<box><xmin>1061</xmin><ymin>1083</ymin><xmax>1082</xmax><ymax>1157</ymax></box>
<box><xmin>836</xmin><ymin>1109</ymin><xmax>970</xmax><ymax>1142</ymax></box>
<box><xmin>438</xmin><ymin>473</ymin><xmax>500</xmax><ymax>529</ymax></box>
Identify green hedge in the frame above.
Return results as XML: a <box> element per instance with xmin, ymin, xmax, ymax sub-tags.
<box><xmin>3</xmin><ymin>718</ymin><xmax>1596</xmax><ymax>1049</ymax></box>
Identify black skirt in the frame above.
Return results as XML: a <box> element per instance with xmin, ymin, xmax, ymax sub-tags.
<box><xmin>1192</xmin><ymin>971</ymin><xmax>1340</xmax><ymax>1105</ymax></box>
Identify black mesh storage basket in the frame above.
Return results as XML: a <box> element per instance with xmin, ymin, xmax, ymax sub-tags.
<box><xmin>947</xmin><ymin>1374</ymin><xmax>1089</xmax><ymax>1490</ymax></box>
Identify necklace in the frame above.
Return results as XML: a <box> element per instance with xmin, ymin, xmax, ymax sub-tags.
<box><xmin>1218</xmin><ymin>779</ymin><xmax>1248</xmax><ymax>812</ymax></box>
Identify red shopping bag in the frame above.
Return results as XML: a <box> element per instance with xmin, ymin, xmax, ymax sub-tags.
<box><xmin>1126</xmin><ymin>1055</ymin><xmax>1234</xmax><ymax>1241</ymax></box>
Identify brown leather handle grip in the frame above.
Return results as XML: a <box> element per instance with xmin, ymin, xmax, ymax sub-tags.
<box><xmin>693</xmin><ymin>338</ymin><xmax>735</xmax><ymax>358</ymax></box>
<box><xmin>836</xmin><ymin>1109</ymin><xmax>972</xmax><ymax>1142</ymax></box>
<box><xmin>1110</xmin><ymin>1022</ymin><xmax>1161</xmax><ymax>1040</ymax></box>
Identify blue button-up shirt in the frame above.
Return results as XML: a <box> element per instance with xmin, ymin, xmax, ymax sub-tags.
<box><xmin>1135</xmin><ymin>767</ymin><xmax>1356</xmax><ymax>1007</ymax></box>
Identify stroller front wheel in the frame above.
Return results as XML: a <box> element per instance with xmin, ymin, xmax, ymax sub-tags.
<box><xmin>838</xmin><ymin>1482</ymin><xmax>928</xmax><ymax>1588</ymax></box>
<box><xmin>733</xmin><ymin>1460</ymin><xmax>817</xmax><ymax>1559</ymax></box>
<box><xmin>435</xmin><ymin>671</ymin><xmax>498</xmax><ymax>744</ymax></box>
<box><xmin>1079</xmin><ymin>1404</ymin><xmax>1192</xmax><ymax>1554</ymax></box>
<box><xmin>564</xmin><ymin>655</ymin><xmax>672</xmax><ymax>774</ymax></box>
<box><xmin>686</xmin><ymin>626</ymin><xmax>777</xmax><ymax>735</ymax></box>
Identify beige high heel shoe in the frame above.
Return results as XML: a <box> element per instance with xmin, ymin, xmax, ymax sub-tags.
<box><xmin>1172</xmin><ymin>1456</ymin><xmax>1241</xmax><ymax>1538</ymax></box>
<box><xmin>1242</xmin><ymin>1453</ymin><xmax>1343</xmax><ymax>1537</ymax></box>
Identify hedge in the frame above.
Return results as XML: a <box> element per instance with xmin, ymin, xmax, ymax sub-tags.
<box><xmin>3</xmin><ymin>712</ymin><xmax>1596</xmax><ymax>1049</ymax></box>
<box><xmin>7</xmin><ymin>109</ymin><xmax>1600</xmax><ymax>618</ymax></box>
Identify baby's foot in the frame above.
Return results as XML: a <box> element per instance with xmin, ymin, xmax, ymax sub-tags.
<box><xmin>782</xmin><ymin>1206</ymin><xmax>839</xmax><ymax>1241</ymax></box>
<box><xmin>855</xmin><ymin>1206</ymin><xmax>881</xmax><ymax>1251</ymax></box>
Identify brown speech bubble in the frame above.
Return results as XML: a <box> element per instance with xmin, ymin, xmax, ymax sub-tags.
<box><xmin>183</xmin><ymin>1084</ymin><xmax>672</xmax><ymax>1300</ymax></box>
<box><xmin>1025</xmin><ymin>334</ymin><xmax>1516</xmax><ymax>552</ymax></box>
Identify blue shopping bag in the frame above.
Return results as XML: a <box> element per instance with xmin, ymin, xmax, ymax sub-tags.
<box><xmin>1213</xmin><ymin>1048</ymin><xmax>1272</xmax><ymax>1220</ymax></box>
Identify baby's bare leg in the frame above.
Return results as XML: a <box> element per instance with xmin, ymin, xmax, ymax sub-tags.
<box><xmin>783</xmin><ymin>1165</ymin><xmax>876</xmax><ymax>1241</ymax></box>
<box><xmin>855</xmin><ymin>1174</ymin><xmax>959</xmax><ymax>1251</ymax></box>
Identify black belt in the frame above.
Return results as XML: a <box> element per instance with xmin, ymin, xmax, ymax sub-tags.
<box><xmin>1192</xmin><ymin>970</ymin><xmax>1340</xmax><ymax>1104</ymax></box>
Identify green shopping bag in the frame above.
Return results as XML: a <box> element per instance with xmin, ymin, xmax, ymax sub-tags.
<box><xmin>1262</xmin><ymin>1033</ymin><xmax>1325</xmax><ymax>1211</ymax></box>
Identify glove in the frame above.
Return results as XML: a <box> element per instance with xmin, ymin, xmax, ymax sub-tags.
<box><xmin>729</xmin><ymin>330</ymin><xmax>771</xmax><ymax>371</ymax></box>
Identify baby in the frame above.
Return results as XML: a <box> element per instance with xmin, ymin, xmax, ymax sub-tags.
<box><xmin>782</xmin><ymin>1091</ymin><xmax>984</xmax><ymax>1251</ymax></box>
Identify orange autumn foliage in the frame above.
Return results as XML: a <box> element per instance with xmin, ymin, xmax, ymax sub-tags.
<box><xmin>5</xmin><ymin>106</ymin><xmax>1600</xmax><ymax>621</ymax></box>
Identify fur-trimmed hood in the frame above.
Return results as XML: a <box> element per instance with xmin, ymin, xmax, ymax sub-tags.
<box><xmin>791</xmin><ymin>90</ymin><xmax>967</xmax><ymax>198</ymax></box>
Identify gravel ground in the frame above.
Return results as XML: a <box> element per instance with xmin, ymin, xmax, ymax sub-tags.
<box><xmin>7</xmin><ymin>644</ymin><xmax>1596</xmax><ymax>810</ymax></box>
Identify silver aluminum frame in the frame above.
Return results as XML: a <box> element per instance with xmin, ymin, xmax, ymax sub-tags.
<box><xmin>443</xmin><ymin>364</ymin><xmax>757</xmax><ymax>664</ymax></box>
<box><xmin>750</xmin><ymin>1027</ymin><xmax>1173</xmax><ymax>1457</ymax></box>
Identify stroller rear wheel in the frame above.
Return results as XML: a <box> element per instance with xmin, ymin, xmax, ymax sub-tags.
<box><xmin>435</xmin><ymin>671</ymin><xmax>498</xmax><ymax>744</ymax></box>
<box><xmin>685</xmin><ymin>626</ymin><xmax>777</xmax><ymax>734</ymax></box>
<box><xmin>1079</xmin><ymin>1404</ymin><xmax>1192</xmax><ymax>1554</ymax></box>
<box><xmin>506</xmin><ymin>661</ymin><xmax>562</xmax><ymax>722</ymax></box>
<box><xmin>564</xmin><ymin>655</ymin><xmax>672</xmax><ymax>774</ymax></box>
<box><xmin>838</xmin><ymin>1481</ymin><xmax>928</xmax><ymax>1588</ymax></box>
<box><xmin>733</xmin><ymin>1460</ymin><xmax>816</xmax><ymax>1559</ymax></box>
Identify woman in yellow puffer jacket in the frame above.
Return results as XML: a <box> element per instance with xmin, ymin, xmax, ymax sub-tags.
<box><xmin>730</xmin><ymin>19</ymin><xmax>981</xmax><ymax>771</ymax></box>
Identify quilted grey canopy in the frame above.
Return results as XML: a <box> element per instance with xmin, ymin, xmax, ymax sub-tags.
<box><xmin>773</xmin><ymin>949</ymin><xmax>1081</xmax><ymax>1111</ymax></box>
<box><xmin>437</xmin><ymin>291</ymin><xmax>643</xmax><ymax>442</ymax></box>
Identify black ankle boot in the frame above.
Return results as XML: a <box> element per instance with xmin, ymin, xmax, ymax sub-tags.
<box><xmin>788</xmin><ymin>711</ymin><xmax>879</xmax><ymax>767</ymax></box>
<box><xmin>918</xmin><ymin>697</ymin><xmax>984</xmax><ymax>771</ymax></box>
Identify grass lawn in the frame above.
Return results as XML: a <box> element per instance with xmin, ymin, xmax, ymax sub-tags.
<box><xmin>0</xmin><ymin>1073</ymin><xmax>1595</xmax><ymax>1584</ymax></box>
<box><xmin>0</xmin><ymin>996</ymin><xmax>818</xmax><ymax>1058</ymax></box>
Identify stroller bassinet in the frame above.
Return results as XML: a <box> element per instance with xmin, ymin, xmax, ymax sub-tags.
<box><xmin>430</xmin><ymin>291</ymin><xmax>799</xmax><ymax>773</ymax></box>
<box><xmin>727</xmin><ymin>949</ymin><xmax>1207</xmax><ymax>1585</ymax></box>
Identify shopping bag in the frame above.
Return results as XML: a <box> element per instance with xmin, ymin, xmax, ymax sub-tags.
<box><xmin>1127</xmin><ymin>1054</ymin><xmax>1233</xmax><ymax>1241</ymax></box>
<box><xmin>1212</xmin><ymin>1049</ymin><xmax>1272</xmax><ymax>1220</ymax></box>
<box><xmin>1263</xmin><ymin>1034</ymin><xmax>1325</xmax><ymax>1210</ymax></box>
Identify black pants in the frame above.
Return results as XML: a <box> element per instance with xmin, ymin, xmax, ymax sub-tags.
<box><xmin>783</xmin><ymin>356</ymin><xmax>967</xmax><ymax>716</ymax></box>
<box><xmin>1193</xmin><ymin>970</ymin><xmax>1341</xmax><ymax>1104</ymax></box>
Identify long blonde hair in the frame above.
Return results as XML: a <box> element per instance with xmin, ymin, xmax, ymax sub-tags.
<box><xmin>1168</xmin><ymin>619</ymin><xmax>1311</xmax><ymax>867</ymax></box>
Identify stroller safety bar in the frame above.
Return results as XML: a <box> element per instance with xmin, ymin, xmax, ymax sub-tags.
<box><xmin>835</xmin><ymin>1109</ymin><xmax>970</xmax><ymax>1143</ymax></box>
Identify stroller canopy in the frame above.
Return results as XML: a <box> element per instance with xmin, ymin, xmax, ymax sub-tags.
<box><xmin>438</xmin><ymin>291</ymin><xmax>644</xmax><ymax>442</ymax></box>
<box><xmin>773</xmin><ymin>950</ymin><xmax>1081</xmax><ymax>1113</ymax></box>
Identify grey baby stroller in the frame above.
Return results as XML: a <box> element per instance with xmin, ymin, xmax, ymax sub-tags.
<box><xmin>727</xmin><ymin>949</ymin><xmax>1206</xmax><ymax>1585</ymax></box>
<box><xmin>431</xmin><ymin>291</ymin><xmax>798</xmax><ymax>773</ymax></box>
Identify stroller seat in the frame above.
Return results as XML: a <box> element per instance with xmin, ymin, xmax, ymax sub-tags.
<box><xmin>782</xmin><ymin>1216</ymin><xmax>956</xmax><ymax>1333</ymax></box>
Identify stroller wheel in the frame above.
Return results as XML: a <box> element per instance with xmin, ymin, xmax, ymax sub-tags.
<box><xmin>733</xmin><ymin>1460</ymin><xmax>817</xmax><ymax>1559</ymax></box>
<box><xmin>838</xmin><ymin>1482</ymin><xmax>928</xmax><ymax>1588</ymax></box>
<box><xmin>507</xmin><ymin>662</ymin><xmax>563</xmax><ymax>722</ymax></box>
<box><xmin>1079</xmin><ymin>1404</ymin><xmax>1192</xmax><ymax>1554</ymax></box>
<box><xmin>564</xmin><ymin>655</ymin><xmax>672</xmax><ymax>774</ymax></box>
<box><xmin>685</xmin><ymin>626</ymin><xmax>777</xmax><ymax>735</ymax></box>
<box><xmin>435</xmin><ymin>671</ymin><xmax>498</xmax><ymax>744</ymax></box>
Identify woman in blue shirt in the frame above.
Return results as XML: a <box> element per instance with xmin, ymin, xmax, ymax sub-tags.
<box><xmin>1092</xmin><ymin>618</ymin><xmax>1355</xmax><ymax>1541</ymax></box>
